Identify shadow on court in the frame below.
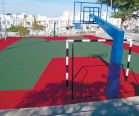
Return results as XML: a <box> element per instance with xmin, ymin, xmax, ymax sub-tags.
<box><xmin>15</xmin><ymin>80</ymin><xmax>139</xmax><ymax>115</ymax></box>
<box><xmin>15</xmin><ymin>81</ymin><xmax>107</xmax><ymax>108</ymax></box>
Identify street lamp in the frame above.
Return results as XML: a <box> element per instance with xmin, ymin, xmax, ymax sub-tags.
<box><xmin>0</xmin><ymin>16</ymin><xmax>1</xmax><ymax>38</ymax></box>
<box><xmin>1</xmin><ymin>0</ymin><xmax>7</xmax><ymax>40</ymax></box>
<box><xmin>110</xmin><ymin>0</ymin><xmax>113</xmax><ymax>17</ymax></box>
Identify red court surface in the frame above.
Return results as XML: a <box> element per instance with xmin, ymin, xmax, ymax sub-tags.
<box><xmin>0</xmin><ymin>36</ymin><xmax>82</xmax><ymax>51</ymax></box>
<box><xmin>0</xmin><ymin>36</ymin><xmax>68</xmax><ymax>51</ymax></box>
<box><xmin>26</xmin><ymin>36</ymin><xmax>69</xmax><ymax>40</ymax></box>
<box><xmin>84</xmin><ymin>35</ymin><xmax>139</xmax><ymax>54</ymax></box>
<box><xmin>0</xmin><ymin>57</ymin><xmax>139</xmax><ymax>110</ymax></box>
<box><xmin>0</xmin><ymin>37</ymin><xmax>22</xmax><ymax>51</ymax></box>
<box><xmin>0</xmin><ymin>36</ymin><xmax>68</xmax><ymax>52</ymax></box>
<box><xmin>1</xmin><ymin>35</ymin><xmax>139</xmax><ymax>53</ymax></box>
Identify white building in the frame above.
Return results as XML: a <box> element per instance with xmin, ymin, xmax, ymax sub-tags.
<box><xmin>1</xmin><ymin>10</ymin><xmax>135</xmax><ymax>36</ymax></box>
<box><xmin>0</xmin><ymin>13</ymin><xmax>13</xmax><ymax>31</ymax></box>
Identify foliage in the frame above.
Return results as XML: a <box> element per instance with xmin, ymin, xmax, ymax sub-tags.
<box><xmin>32</xmin><ymin>16</ymin><xmax>45</xmax><ymax>30</ymax></box>
<box><xmin>113</xmin><ymin>0</ymin><xmax>139</xmax><ymax>20</ymax></box>
<box><xmin>98</xmin><ymin>0</ymin><xmax>139</xmax><ymax>26</ymax></box>
<box><xmin>7</xmin><ymin>25</ymin><xmax>29</xmax><ymax>36</ymax></box>
<box><xmin>98</xmin><ymin>0</ymin><xmax>139</xmax><ymax>12</ymax></box>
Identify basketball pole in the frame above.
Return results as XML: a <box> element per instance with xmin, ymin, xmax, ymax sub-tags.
<box><xmin>72</xmin><ymin>43</ymin><xmax>74</xmax><ymax>99</ymax></box>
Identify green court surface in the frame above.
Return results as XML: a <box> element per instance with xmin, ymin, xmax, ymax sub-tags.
<box><xmin>0</xmin><ymin>38</ymin><xmax>139</xmax><ymax>90</ymax></box>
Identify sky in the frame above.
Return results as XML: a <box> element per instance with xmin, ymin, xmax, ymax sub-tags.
<box><xmin>0</xmin><ymin>0</ymin><xmax>97</xmax><ymax>17</ymax></box>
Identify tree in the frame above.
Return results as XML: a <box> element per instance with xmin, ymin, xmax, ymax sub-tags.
<box><xmin>32</xmin><ymin>16</ymin><xmax>45</xmax><ymax>31</ymax></box>
<box><xmin>98</xmin><ymin>0</ymin><xmax>139</xmax><ymax>12</ymax></box>
<box><xmin>98</xmin><ymin>0</ymin><xmax>139</xmax><ymax>27</ymax></box>
<box><xmin>113</xmin><ymin>0</ymin><xmax>139</xmax><ymax>28</ymax></box>
<box><xmin>7</xmin><ymin>25</ymin><xmax>29</xmax><ymax>36</ymax></box>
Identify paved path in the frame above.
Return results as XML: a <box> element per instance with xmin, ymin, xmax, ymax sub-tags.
<box><xmin>0</xmin><ymin>96</ymin><xmax>139</xmax><ymax>116</ymax></box>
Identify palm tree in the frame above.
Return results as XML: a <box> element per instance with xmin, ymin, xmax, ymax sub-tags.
<box><xmin>32</xmin><ymin>16</ymin><xmax>45</xmax><ymax>35</ymax></box>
